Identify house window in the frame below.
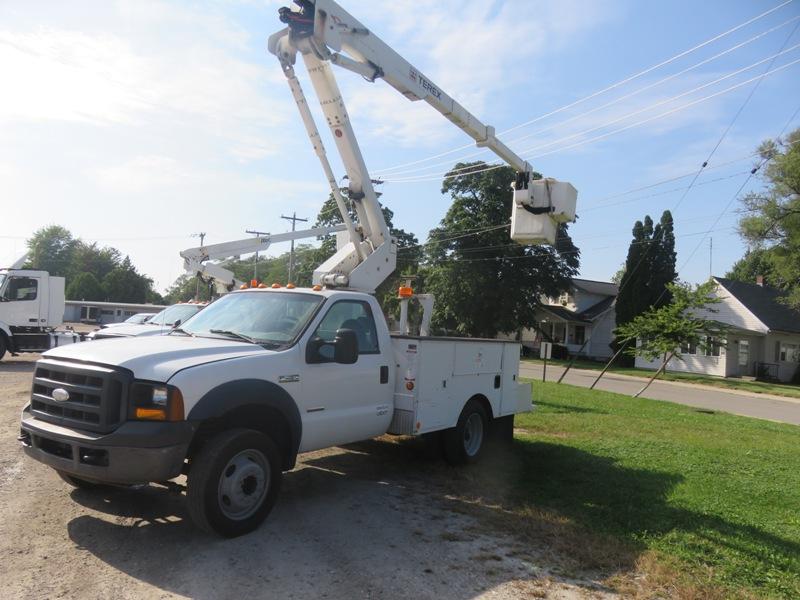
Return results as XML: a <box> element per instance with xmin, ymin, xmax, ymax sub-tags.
<box><xmin>680</xmin><ymin>341</ymin><xmax>697</xmax><ymax>355</ymax></box>
<box><xmin>558</xmin><ymin>292</ymin><xmax>571</xmax><ymax>306</ymax></box>
<box><xmin>705</xmin><ymin>336</ymin><xmax>721</xmax><ymax>357</ymax></box>
<box><xmin>778</xmin><ymin>343</ymin><xmax>799</xmax><ymax>362</ymax></box>
<box><xmin>574</xmin><ymin>325</ymin><xmax>586</xmax><ymax>345</ymax></box>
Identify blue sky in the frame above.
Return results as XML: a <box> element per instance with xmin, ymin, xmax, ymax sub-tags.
<box><xmin>1</xmin><ymin>0</ymin><xmax>799</xmax><ymax>292</ymax></box>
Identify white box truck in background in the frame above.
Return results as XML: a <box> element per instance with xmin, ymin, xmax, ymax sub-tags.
<box><xmin>0</xmin><ymin>258</ymin><xmax>81</xmax><ymax>360</ymax></box>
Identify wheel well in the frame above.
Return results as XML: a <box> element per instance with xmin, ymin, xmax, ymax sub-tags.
<box><xmin>468</xmin><ymin>394</ymin><xmax>493</xmax><ymax>421</ymax></box>
<box><xmin>188</xmin><ymin>405</ymin><xmax>297</xmax><ymax>471</ymax></box>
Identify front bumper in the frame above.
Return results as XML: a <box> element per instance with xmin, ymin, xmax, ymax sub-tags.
<box><xmin>19</xmin><ymin>406</ymin><xmax>195</xmax><ymax>485</ymax></box>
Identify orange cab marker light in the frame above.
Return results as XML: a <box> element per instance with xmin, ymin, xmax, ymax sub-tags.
<box><xmin>286</xmin><ymin>283</ymin><xmax>296</xmax><ymax>289</ymax></box>
<box><xmin>398</xmin><ymin>286</ymin><xmax>413</xmax><ymax>298</ymax></box>
<box><xmin>135</xmin><ymin>407</ymin><xmax>166</xmax><ymax>421</ymax></box>
<box><xmin>251</xmin><ymin>279</ymin><xmax>259</xmax><ymax>288</ymax></box>
<box><xmin>405</xmin><ymin>380</ymin><xmax>414</xmax><ymax>391</ymax></box>
<box><xmin>240</xmin><ymin>284</ymin><xmax>249</xmax><ymax>290</ymax></box>
<box><xmin>271</xmin><ymin>283</ymin><xmax>281</xmax><ymax>289</ymax></box>
<box><xmin>258</xmin><ymin>283</ymin><xmax>268</xmax><ymax>288</ymax></box>
<box><xmin>312</xmin><ymin>285</ymin><xmax>322</xmax><ymax>291</ymax></box>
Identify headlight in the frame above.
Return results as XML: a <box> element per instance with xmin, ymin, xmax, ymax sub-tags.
<box><xmin>130</xmin><ymin>382</ymin><xmax>184</xmax><ymax>421</ymax></box>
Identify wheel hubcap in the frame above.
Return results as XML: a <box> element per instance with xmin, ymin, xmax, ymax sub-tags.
<box><xmin>463</xmin><ymin>413</ymin><xmax>484</xmax><ymax>457</ymax></box>
<box><xmin>217</xmin><ymin>449</ymin><xmax>270</xmax><ymax>520</ymax></box>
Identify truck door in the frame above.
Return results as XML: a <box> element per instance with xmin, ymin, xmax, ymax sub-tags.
<box><xmin>1</xmin><ymin>275</ymin><xmax>42</xmax><ymax>328</ymax></box>
<box><xmin>298</xmin><ymin>299</ymin><xmax>391</xmax><ymax>451</ymax></box>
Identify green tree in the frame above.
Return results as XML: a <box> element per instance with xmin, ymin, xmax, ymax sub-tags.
<box><xmin>102</xmin><ymin>257</ymin><xmax>152</xmax><ymax>303</ymax></box>
<box><xmin>423</xmin><ymin>162</ymin><xmax>580</xmax><ymax>338</ymax></box>
<box><xmin>735</xmin><ymin>128</ymin><xmax>800</xmax><ymax>306</ymax></box>
<box><xmin>616</xmin><ymin>210</ymin><xmax>677</xmax><ymax>328</ymax></box>
<box><xmin>65</xmin><ymin>272</ymin><xmax>104</xmax><ymax>301</ymax></box>
<box><xmin>67</xmin><ymin>241</ymin><xmax>120</xmax><ymax>283</ymax></box>
<box><xmin>25</xmin><ymin>225</ymin><xmax>76</xmax><ymax>276</ymax></box>
<box><xmin>725</xmin><ymin>248</ymin><xmax>776</xmax><ymax>283</ymax></box>
<box><xmin>615</xmin><ymin>281</ymin><xmax>727</xmax><ymax>396</ymax></box>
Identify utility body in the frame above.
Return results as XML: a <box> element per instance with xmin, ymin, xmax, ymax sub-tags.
<box><xmin>19</xmin><ymin>0</ymin><xmax>576</xmax><ymax>537</ymax></box>
<box><xmin>0</xmin><ymin>260</ymin><xmax>82</xmax><ymax>360</ymax></box>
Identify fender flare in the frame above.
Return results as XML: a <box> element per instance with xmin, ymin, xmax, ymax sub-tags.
<box><xmin>187</xmin><ymin>379</ymin><xmax>302</xmax><ymax>469</ymax></box>
<box><xmin>0</xmin><ymin>321</ymin><xmax>12</xmax><ymax>339</ymax></box>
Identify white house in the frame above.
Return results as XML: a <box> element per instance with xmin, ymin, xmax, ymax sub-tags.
<box><xmin>513</xmin><ymin>278</ymin><xmax>618</xmax><ymax>360</ymax></box>
<box><xmin>635</xmin><ymin>277</ymin><xmax>800</xmax><ymax>383</ymax></box>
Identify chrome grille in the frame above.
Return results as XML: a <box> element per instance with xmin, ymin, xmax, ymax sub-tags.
<box><xmin>30</xmin><ymin>359</ymin><xmax>129</xmax><ymax>433</ymax></box>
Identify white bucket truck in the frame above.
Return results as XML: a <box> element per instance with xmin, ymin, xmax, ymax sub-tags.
<box><xmin>20</xmin><ymin>0</ymin><xmax>577</xmax><ymax>537</ymax></box>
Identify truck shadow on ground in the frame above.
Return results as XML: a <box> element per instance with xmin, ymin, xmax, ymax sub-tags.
<box><xmin>65</xmin><ymin>436</ymin><xmax>799</xmax><ymax>598</ymax></box>
<box><xmin>0</xmin><ymin>359</ymin><xmax>37</xmax><ymax>373</ymax></box>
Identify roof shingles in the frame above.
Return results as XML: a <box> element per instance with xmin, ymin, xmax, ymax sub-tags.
<box><xmin>715</xmin><ymin>277</ymin><xmax>800</xmax><ymax>334</ymax></box>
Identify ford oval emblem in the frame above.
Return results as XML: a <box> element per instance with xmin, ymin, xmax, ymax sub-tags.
<box><xmin>52</xmin><ymin>388</ymin><xmax>70</xmax><ymax>402</ymax></box>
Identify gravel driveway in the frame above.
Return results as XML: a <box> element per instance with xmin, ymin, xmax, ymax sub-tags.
<box><xmin>1</xmin><ymin>355</ymin><xmax>616</xmax><ymax>599</ymax></box>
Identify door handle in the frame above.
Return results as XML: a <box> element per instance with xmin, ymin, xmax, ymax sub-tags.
<box><xmin>380</xmin><ymin>365</ymin><xmax>389</xmax><ymax>384</ymax></box>
<box><xmin>28</xmin><ymin>318</ymin><xmax>38</xmax><ymax>323</ymax></box>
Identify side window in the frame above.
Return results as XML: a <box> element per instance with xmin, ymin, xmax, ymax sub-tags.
<box><xmin>312</xmin><ymin>300</ymin><xmax>379</xmax><ymax>354</ymax></box>
<box><xmin>4</xmin><ymin>277</ymin><xmax>38</xmax><ymax>301</ymax></box>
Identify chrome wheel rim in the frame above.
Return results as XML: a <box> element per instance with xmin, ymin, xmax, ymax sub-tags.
<box><xmin>217</xmin><ymin>449</ymin><xmax>270</xmax><ymax>520</ymax></box>
<box><xmin>463</xmin><ymin>413</ymin><xmax>484</xmax><ymax>457</ymax></box>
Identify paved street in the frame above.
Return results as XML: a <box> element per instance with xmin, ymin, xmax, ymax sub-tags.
<box><xmin>520</xmin><ymin>362</ymin><xmax>800</xmax><ymax>426</ymax></box>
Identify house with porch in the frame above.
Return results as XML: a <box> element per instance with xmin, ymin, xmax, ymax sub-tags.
<box><xmin>521</xmin><ymin>278</ymin><xmax>618</xmax><ymax>360</ymax></box>
<box><xmin>635</xmin><ymin>276</ymin><xmax>800</xmax><ymax>383</ymax></box>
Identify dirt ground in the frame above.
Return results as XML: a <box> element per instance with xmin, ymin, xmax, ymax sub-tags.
<box><xmin>0</xmin><ymin>354</ymin><xmax>618</xmax><ymax>599</ymax></box>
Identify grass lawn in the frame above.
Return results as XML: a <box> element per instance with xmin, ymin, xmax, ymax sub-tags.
<box><xmin>522</xmin><ymin>357</ymin><xmax>800</xmax><ymax>400</ymax></box>
<box><xmin>508</xmin><ymin>381</ymin><xmax>800</xmax><ymax>598</ymax></box>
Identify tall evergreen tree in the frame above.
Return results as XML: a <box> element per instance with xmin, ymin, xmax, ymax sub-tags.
<box><xmin>616</xmin><ymin>210</ymin><xmax>678</xmax><ymax>330</ymax></box>
<box><xmin>648</xmin><ymin>210</ymin><xmax>677</xmax><ymax>307</ymax></box>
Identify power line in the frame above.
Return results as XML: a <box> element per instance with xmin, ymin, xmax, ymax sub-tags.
<box><xmin>373</xmin><ymin>0</ymin><xmax>796</xmax><ymax>175</ymax></box>
<box><xmin>383</xmin><ymin>55</ymin><xmax>800</xmax><ymax>184</ymax></box>
<box><xmin>377</xmin><ymin>15</ymin><xmax>800</xmax><ymax>179</ymax></box>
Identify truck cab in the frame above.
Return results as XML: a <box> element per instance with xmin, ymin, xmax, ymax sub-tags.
<box><xmin>0</xmin><ymin>269</ymin><xmax>70</xmax><ymax>359</ymax></box>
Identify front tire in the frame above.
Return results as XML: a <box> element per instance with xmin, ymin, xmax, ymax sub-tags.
<box><xmin>443</xmin><ymin>399</ymin><xmax>488</xmax><ymax>465</ymax></box>
<box><xmin>187</xmin><ymin>428</ymin><xmax>282</xmax><ymax>537</ymax></box>
<box><xmin>0</xmin><ymin>334</ymin><xmax>6</xmax><ymax>361</ymax></box>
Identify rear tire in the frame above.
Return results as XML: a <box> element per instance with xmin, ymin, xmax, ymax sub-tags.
<box><xmin>56</xmin><ymin>470</ymin><xmax>107</xmax><ymax>490</ymax></box>
<box><xmin>0</xmin><ymin>334</ymin><xmax>6</xmax><ymax>361</ymax></box>
<box><xmin>443</xmin><ymin>399</ymin><xmax>488</xmax><ymax>465</ymax></box>
<box><xmin>187</xmin><ymin>428</ymin><xmax>282</xmax><ymax>538</ymax></box>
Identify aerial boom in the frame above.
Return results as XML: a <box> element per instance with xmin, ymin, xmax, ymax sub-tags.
<box><xmin>269</xmin><ymin>0</ymin><xmax>577</xmax><ymax>293</ymax></box>
<box><xmin>181</xmin><ymin>224</ymin><xmax>345</xmax><ymax>293</ymax></box>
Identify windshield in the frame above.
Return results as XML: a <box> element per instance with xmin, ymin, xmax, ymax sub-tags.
<box><xmin>148</xmin><ymin>304</ymin><xmax>202</xmax><ymax>327</ymax></box>
<box><xmin>181</xmin><ymin>291</ymin><xmax>323</xmax><ymax>345</ymax></box>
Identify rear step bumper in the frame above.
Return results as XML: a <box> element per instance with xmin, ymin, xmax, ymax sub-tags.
<box><xmin>19</xmin><ymin>406</ymin><xmax>194</xmax><ymax>485</ymax></box>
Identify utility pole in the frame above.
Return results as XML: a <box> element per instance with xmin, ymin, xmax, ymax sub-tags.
<box><xmin>190</xmin><ymin>232</ymin><xmax>206</xmax><ymax>300</ymax></box>
<box><xmin>245</xmin><ymin>229</ymin><xmax>270</xmax><ymax>282</ymax></box>
<box><xmin>280</xmin><ymin>213</ymin><xmax>308</xmax><ymax>284</ymax></box>
<box><xmin>709</xmin><ymin>237</ymin><xmax>713</xmax><ymax>278</ymax></box>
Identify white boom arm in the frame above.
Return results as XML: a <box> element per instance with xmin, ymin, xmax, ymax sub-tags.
<box><xmin>268</xmin><ymin>0</ymin><xmax>577</xmax><ymax>293</ymax></box>
<box><xmin>181</xmin><ymin>224</ymin><xmax>345</xmax><ymax>293</ymax></box>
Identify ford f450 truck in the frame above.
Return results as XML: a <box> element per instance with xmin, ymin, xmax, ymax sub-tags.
<box><xmin>20</xmin><ymin>287</ymin><xmax>531</xmax><ymax>536</ymax></box>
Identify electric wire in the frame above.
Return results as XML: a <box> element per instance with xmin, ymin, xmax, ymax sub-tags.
<box><xmin>376</xmin><ymin>15</ymin><xmax>800</xmax><ymax>179</ymax></box>
<box><xmin>373</xmin><ymin>0</ymin><xmax>796</xmax><ymax>175</ymax></box>
<box><xmin>382</xmin><ymin>55</ymin><xmax>800</xmax><ymax>183</ymax></box>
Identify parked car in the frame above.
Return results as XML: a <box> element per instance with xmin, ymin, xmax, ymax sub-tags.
<box><xmin>98</xmin><ymin>312</ymin><xmax>157</xmax><ymax>330</ymax></box>
<box><xmin>88</xmin><ymin>303</ymin><xmax>205</xmax><ymax>340</ymax></box>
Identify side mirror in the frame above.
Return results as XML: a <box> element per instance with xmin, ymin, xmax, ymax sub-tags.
<box><xmin>333</xmin><ymin>328</ymin><xmax>358</xmax><ymax>364</ymax></box>
<box><xmin>172</xmin><ymin>319</ymin><xmax>182</xmax><ymax>328</ymax></box>
<box><xmin>305</xmin><ymin>329</ymin><xmax>358</xmax><ymax>364</ymax></box>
